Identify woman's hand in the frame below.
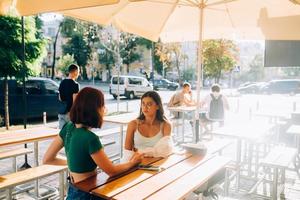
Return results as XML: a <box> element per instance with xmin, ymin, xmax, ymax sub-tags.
<box><xmin>129</xmin><ymin>152</ymin><xmax>144</xmax><ymax>165</ymax></box>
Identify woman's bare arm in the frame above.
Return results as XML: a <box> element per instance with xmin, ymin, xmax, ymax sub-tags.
<box><xmin>91</xmin><ymin>149</ymin><xmax>142</xmax><ymax>177</ymax></box>
<box><xmin>43</xmin><ymin>136</ymin><xmax>67</xmax><ymax>165</ymax></box>
<box><xmin>124</xmin><ymin>120</ymin><xmax>137</xmax><ymax>151</ymax></box>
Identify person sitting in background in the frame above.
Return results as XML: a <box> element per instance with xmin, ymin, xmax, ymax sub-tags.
<box><xmin>200</xmin><ymin>84</ymin><xmax>229</xmax><ymax>133</ymax></box>
<box><xmin>124</xmin><ymin>91</ymin><xmax>173</xmax><ymax>160</ymax></box>
<box><xmin>43</xmin><ymin>87</ymin><xmax>143</xmax><ymax>200</ymax></box>
<box><xmin>168</xmin><ymin>82</ymin><xmax>196</xmax><ymax>118</ymax></box>
<box><xmin>168</xmin><ymin>82</ymin><xmax>195</xmax><ymax>107</ymax></box>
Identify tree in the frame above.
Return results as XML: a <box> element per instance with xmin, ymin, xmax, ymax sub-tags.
<box><xmin>0</xmin><ymin>15</ymin><xmax>46</xmax><ymax>129</ymax></box>
<box><xmin>62</xmin><ymin>33</ymin><xmax>91</xmax><ymax>79</ymax></box>
<box><xmin>57</xmin><ymin>54</ymin><xmax>75</xmax><ymax>76</ymax></box>
<box><xmin>203</xmin><ymin>39</ymin><xmax>239</xmax><ymax>83</ymax></box>
<box><xmin>98</xmin><ymin>48</ymin><xmax>115</xmax><ymax>82</ymax></box>
<box><xmin>282</xmin><ymin>67</ymin><xmax>300</xmax><ymax>77</ymax></box>
<box><xmin>155</xmin><ymin>42</ymin><xmax>187</xmax><ymax>82</ymax></box>
<box><xmin>247</xmin><ymin>54</ymin><xmax>264</xmax><ymax>81</ymax></box>
<box><xmin>97</xmin><ymin>26</ymin><xmax>142</xmax><ymax>74</ymax></box>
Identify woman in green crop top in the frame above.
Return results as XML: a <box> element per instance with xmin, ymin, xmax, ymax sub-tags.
<box><xmin>43</xmin><ymin>87</ymin><xmax>143</xmax><ymax>200</ymax></box>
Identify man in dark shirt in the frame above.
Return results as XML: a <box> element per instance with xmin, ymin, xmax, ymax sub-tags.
<box><xmin>58</xmin><ymin>64</ymin><xmax>80</xmax><ymax>129</ymax></box>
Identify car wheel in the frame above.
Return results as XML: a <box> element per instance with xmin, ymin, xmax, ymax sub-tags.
<box><xmin>171</xmin><ymin>86</ymin><xmax>177</xmax><ymax>91</ymax></box>
<box><xmin>128</xmin><ymin>92</ymin><xmax>135</xmax><ymax>100</ymax></box>
<box><xmin>113</xmin><ymin>94</ymin><xmax>117</xmax><ymax>99</ymax></box>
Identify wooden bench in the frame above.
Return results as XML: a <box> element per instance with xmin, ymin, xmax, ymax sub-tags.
<box><xmin>0</xmin><ymin>148</ymin><xmax>33</xmax><ymax>172</ymax></box>
<box><xmin>94</xmin><ymin>126</ymin><xmax>127</xmax><ymax>138</ymax></box>
<box><xmin>257</xmin><ymin>146</ymin><xmax>297</xmax><ymax>200</ymax></box>
<box><xmin>0</xmin><ymin>164</ymin><xmax>68</xmax><ymax>200</ymax></box>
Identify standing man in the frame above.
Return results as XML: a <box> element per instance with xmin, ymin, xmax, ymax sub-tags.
<box><xmin>58</xmin><ymin>64</ymin><xmax>80</xmax><ymax>129</ymax></box>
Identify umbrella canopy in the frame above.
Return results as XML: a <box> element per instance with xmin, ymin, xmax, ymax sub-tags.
<box><xmin>61</xmin><ymin>0</ymin><xmax>300</xmax><ymax>42</ymax></box>
<box><xmin>0</xmin><ymin>0</ymin><xmax>119</xmax><ymax>16</ymax></box>
<box><xmin>61</xmin><ymin>0</ymin><xmax>300</xmax><ymax>142</ymax></box>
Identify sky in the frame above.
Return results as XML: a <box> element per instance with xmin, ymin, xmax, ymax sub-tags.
<box><xmin>40</xmin><ymin>13</ymin><xmax>63</xmax><ymax>22</ymax></box>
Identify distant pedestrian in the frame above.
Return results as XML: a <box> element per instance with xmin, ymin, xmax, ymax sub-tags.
<box><xmin>200</xmin><ymin>84</ymin><xmax>229</xmax><ymax>133</ymax></box>
<box><xmin>58</xmin><ymin>64</ymin><xmax>80</xmax><ymax>129</ymax></box>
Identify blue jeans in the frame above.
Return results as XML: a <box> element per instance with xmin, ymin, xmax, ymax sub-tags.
<box><xmin>58</xmin><ymin>113</ymin><xmax>69</xmax><ymax>129</ymax></box>
<box><xmin>67</xmin><ymin>183</ymin><xmax>104</xmax><ymax>200</ymax></box>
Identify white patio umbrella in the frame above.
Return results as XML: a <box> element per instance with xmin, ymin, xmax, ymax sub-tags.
<box><xmin>60</xmin><ymin>0</ymin><xmax>300</xmax><ymax>141</ymax></box>
<box><xmin>0</xmin><ymin>0</ymin><xmax>119</xmax><ymax>16</ymax></box>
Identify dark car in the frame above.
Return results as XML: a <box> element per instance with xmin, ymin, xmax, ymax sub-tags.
<box><xmin>0</xmin><ymin>77</ymin><xmax>61</xmax><ymax>124</ymax></box>
<box><xmin>260</xmin><ymin>79</ymin><xmax>300</xmax><ymax>95</ymax></box>
<box><xmin>237</xmin><ymin>82</ymin><xmax>267</xmax><ymax>94</ymax></box>
<box><xmin>153</xmin><ymin>79</ymin><xmax>179</xmax><ymax>91</ymax></box>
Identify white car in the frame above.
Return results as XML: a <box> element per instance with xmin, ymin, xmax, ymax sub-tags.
<box><xmin>109</xmin><ymin>75</ymin><xmax>153</xmax><ymax>99</ymax></box>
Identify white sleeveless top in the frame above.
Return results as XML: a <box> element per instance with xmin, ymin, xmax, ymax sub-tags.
<box><xmin>134</xmin><ymin>120</ymin><xmax>164</xmax><ymax>151</ymax></box>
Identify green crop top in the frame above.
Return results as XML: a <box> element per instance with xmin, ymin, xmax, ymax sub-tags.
<box><xmin>59</xmin><ymin>122</ymin><xmax>103</xmax><ymax>173</ymax></box>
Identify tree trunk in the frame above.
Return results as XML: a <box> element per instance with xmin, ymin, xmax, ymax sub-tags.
<box><xmin>51</xmin><ymin>23</ymin><xmax>62</xmax><ymax>79</ymax></box>
<box><xmin>175</xmin><ymin>59</ymin><xmax>181</xmax><ymax>84</ymax></box>
<box><xmin>4</xmin><ymin>77</ymin><xmax>10</xmax><ymax>130</ymax></box>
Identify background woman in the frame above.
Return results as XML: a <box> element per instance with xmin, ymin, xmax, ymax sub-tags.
<box><xmin>124</xmin><ymin>91</ymin><xmax>172</xmax><ymax>158</ymax></box>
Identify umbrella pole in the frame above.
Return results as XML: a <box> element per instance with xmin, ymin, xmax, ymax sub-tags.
<box><xmin>20</xmin><ymin>16</ymin><xmax>31</xmax><ymax>170</ymax></box>
<box><xmin>195</xmin><ymin>2</ymin><xmax>204</xmax><ymax>143</ymax></box>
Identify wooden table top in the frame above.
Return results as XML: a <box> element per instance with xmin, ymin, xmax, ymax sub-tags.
<box><xmin>0</xmin><ymin>127</ymin><xmax>59</xmax><ymax>147</ymax></box>
<box><xmin>104</xmin><ymin>112</ymin><xmax>139</xmax><ymax>125</ymax></box>
<box><xmin>95</xmin><ymin>154</ymin><xmax>229</xmax><ymax>200</ymax></box>
<box><xmin>286</xmin><ymin>125</ymin><xmax>300</xmax><ymax>135</ymax></box>
<box><xmin>167</xmin><ymin>106</ymin><xmax>197</xmax><ymax>112</ymax></box>
<box><xmin>74</xmin><ymin>152</ymin><xmax>231</xmax><ymax>200</ymax></box>
<box><xmin>212</xmin><ymin>122</ymin><xmax>275</xmax><ymax>141</ymax></box>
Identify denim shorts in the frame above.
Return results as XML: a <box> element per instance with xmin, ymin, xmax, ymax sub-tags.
<box><xmin>67</xmin><ymin>183</ymin><xmax>105</xmax><ymax>200</ymax></box>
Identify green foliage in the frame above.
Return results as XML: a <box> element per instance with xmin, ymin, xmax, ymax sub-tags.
<box><xmin>203</xmin><ymin>39</ymin><xmax>238</xmax><ymax>83</ymax></box>
<box><xmin>282</xmin><ymin>67</ymin><xmax>300</xmax><ymax>77</ymax></box>
<box><xmin>0</xmin><ymin>15</ymin><xmax>47</xmax><ymax>79</ymax></box>
<box><xmin>60</xmin><ymin>17</ymin><xmax>79</xmax><ymax>38</ymax></box>
<box><xmin>120</xmin><ymin>35</ymin><xmax>141</xmax><ymax>66</ymax></box>
<box><xmin>247</xmin><ymin>54</ymin><xmax>264</xmax><ymax>81</ymax></box>
<box><xmin>62</xmin><ymin>33</ymin><xmax>91</xmax><ymax>79</ymax></box>
<box><xmin>57</xmin><ymin>54</ymin><xmax>76</xmax><ymax>76</ymax></box>
<box><xmin>182</xmin><ymin>68</ymin><xmax>195</xmax><ymax>81</ymax></box>
<box><xmin>155</xmin><ymin>42</ymin><xmax>187</xmax><ymax>82</ymax></box>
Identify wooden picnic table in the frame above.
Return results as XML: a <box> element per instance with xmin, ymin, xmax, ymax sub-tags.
<box><xmin>286</xmin><ymin>124</ymin><xmax>300</xmax><ymax>171</ymax></box>
<box><xmin>167</xmin><ymin>106</ymin><xmax>198</xmax><ymax>143</ymax></box>
<box><xmin>103</xmin><ymin>112</ymin><xmax>139</xmax><ymax>157</ymax></box>
<box><xmin>74</xmin><ymin>153</ymin><xmax>231</xmax><ymax>200</ymax></box>
<box><xmin>212</xmin><ymin>121</ymin><xmax>275</xmax><ymax>192</ymax></box>
<box><xmin>0</xmin><ymin>127</ymin><xmax>59</xmax><ymax>166</ymax></box>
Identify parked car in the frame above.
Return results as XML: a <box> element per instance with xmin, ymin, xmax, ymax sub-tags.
<box><xmin>237</xmin><ymin>82</ymin><xmax>267</xmax><ymax>94</ymax></box>
<box><xmin>260</xmin><ymin>79</ymin><xmax>300</xmax><ymax>95</ymax></box>
<box><xmin>153</xmin><ymin>79</ymin><xmax>179</xmax><ymax>91</ymax></box>
<box><xmin>109</xmin><ymin>75</ymin><xmax>153</xmax><ymax>99</ymax></box>
<box><xmin>0</xmin><ymin>77</ymin><xmax>61</xmax><ymax>125</ymax></box>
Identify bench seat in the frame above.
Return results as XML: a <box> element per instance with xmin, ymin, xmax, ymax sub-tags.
<box><xmin>0</xmin><ymin>148</ymin><xmax>33</xmax><ymax>172</ymax></box>
<box><xmin>0</xmin><ymin>164</ymin><xmax>67</xmax><ymax>200</ymax></box>
<box><xmin>0</xmin><ymin>148</ymin><xmax>33</xmax><ymax>160</ymax></box>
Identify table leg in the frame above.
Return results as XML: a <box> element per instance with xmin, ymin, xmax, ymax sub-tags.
<box><xmin>120</xmin><ymin>125</ymin><xmax>123</xmax><ymax>158</ymax></box>
<box><xmin>182</xmin><ymin>114</ymin><xmax>185</xmax><ymax>143</ymax></box>
<box><xmin>248</xmin><ymin>142</ymin><xmax>254</xmax><ymax>177</ymax></box>
<box><xmin>192</xmin><ymin>111</ymin><xmax>196</xmax><ymax>143</ymax></box>
<box><xmin>34</xmin><ymin>142</ymin><xmax>38</xmax><ymax>166</ymax></box>
<box><xmin>236</xmin><ymin>138</ymin><xmax>242</xmax><ymax>192</ymax></box>
<box><xmin>59</xmin><ymin>171</ymin><xmax>64</xmax><ymax>200</ymax></box>
<box><xmin>272</xmin><ymin>168</ymin><xmax>278</xmax><ymax>200</ymax></box>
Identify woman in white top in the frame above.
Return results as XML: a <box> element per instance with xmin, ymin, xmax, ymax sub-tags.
<box><xmin>125</xmin><ymin>91</ymin><xmax>172</xmax><ymax>155</ymax></box>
